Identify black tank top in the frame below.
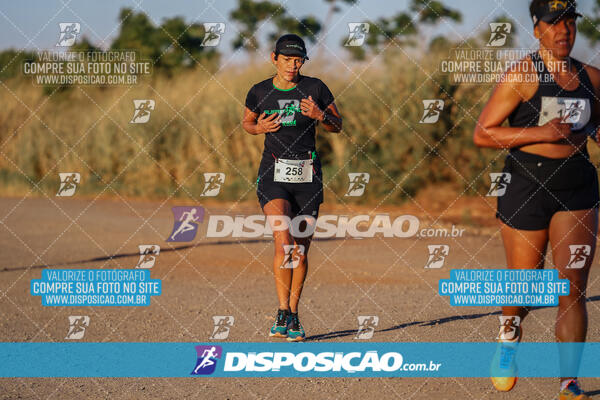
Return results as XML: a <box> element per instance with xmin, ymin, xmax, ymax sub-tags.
<box><xmin>508</xmin><ymin>51</ymin><xmax>595</xmax><ymax>137</ymax></box>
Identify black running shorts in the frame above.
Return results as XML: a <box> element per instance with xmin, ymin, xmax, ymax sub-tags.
<box><xmin>496</xmin><ymin>150</ymin><xmax>599</xmax><ymax>230</ymax></box>
<box><xmin>256</xmin><ymin>153</ymin><xmax>323</xmax><ymax>218</ymax></box>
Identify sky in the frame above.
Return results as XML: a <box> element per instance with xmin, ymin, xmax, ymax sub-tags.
<box><xmin>0</xmin><ymin>0</ymin><xmax>599</xmax><ymax>64</ymax></box>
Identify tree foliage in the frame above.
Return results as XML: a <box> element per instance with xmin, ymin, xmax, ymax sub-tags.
<box><xmin>230</xmin><ymin>0</ymin><xmax>285</xmax><ymax>52</ymax></box>
<box><xmin>578</xmin><ymin>0</ymin><xmax>600</xmax><ymax>45</ymax></box>
<box><xmin>110</xmin><ymin>8</ymin><xmax>218</xmax><ymax>74</ymax></box>
<box><xmin>342</xmin><ymin>0</ymin><xmax>462</xmax><ymax>60</ymax></box>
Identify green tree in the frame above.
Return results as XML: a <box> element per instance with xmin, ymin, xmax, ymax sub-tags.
<box><xmin>110</xmin><ymin>8</ymin><xmax>218</xmax><ymax>75</ymax></box>
<box><xmin>316</xmin><ymin>0</ymin><xmax>358</xmax><ymax>59</ymax></box>
<box><xmin>70</xmin><ymin>36</ymin><xmax>102</xmax><ymax>52</ymax></box>
<box><xmin>344</xmin><ymin>0</ymin><xmax>461</xmax><ymax>60</ymax></box>
<box><xmin>229</xmin><ymin>0</ymin><xmax>284</xmax><ymax>54</ymax></box>
<box><xmin>1</xmin><ymin>49</ymin><xmax>36</xmax><ymax>81</ymax></box>
<box><xmin>230</xmin><ymin>0</ymin><xmax>321</xmax><ymax>57</ymax></box>
<box><xmin>578</xmin><ymin>0</ymin><xmax>600</xmax><ymax>45</ymax></box>
<box><xmin>410</xmin><ymin>0</ymin><xmax>461</xmax><ymax>24</ymax></box>
<box><xmin>269</xmin><ymin>15</ymin><xmax>321</xmax><ymax>43</ymax></box>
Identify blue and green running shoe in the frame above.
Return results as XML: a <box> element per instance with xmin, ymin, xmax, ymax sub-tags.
<box><xmin>286</xmin><ymin>312</ymin><xmax>305</xmax><ymax>342</ymax></box>
<box><xmin>269</xmin><ymin>309</ymin><xmax>290</xmax><ymax>338</ymax></box>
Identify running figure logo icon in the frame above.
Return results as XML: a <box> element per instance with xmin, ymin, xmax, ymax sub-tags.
<box><xmin>201</xmin><ymin>23</ymin><xmax>225</xmax><ymax>47</ymax></box>
<box><xmin>345</xmin><ymin>173</ymin><xmax>370</xmax><ymax>197</ymax></box>
<box><xmin>210</xmin><ymin>316</ymin><xmax>234</xmax><ymax>340</ymax></box>
<box><xmin>136</xmin><ymin>245</ymin><xmax>160</xmax><ymax>269</ymax></box>
<box><xmin>167</xmin><ymin>206</ymin><xmax>204</xmax><ymax>242</ymax></box>
<box><xmin>487</xmin><ymin>173</ymin><xmax>511</xmax><ymax>197</ymax></box>
<box><xmin>425</xmin><ymin>245</ymin><xmax>449</xmax><ymax>269</ymax></box>
<box><xmin>56</xmin><ymin>173</ymin><xmax>80</xmax><ymax>197</ymax></box>
<box><xmin>420</xmin><ymin>100</ymin><xmax>444</xmax><ymax>124</ymax></box>
<box><xmin>345</xmin><ymin>23</ymin><xmax>370</xmax><ymax>46</ymax></box>
<box><xmin>355</xmin><ymin>316</ymin><xmax>379</xmax><ymax>339</ymax></box>
<box><xmin>280</xmin><ymin>244</ymin><xmax>305</xmax><ymax>269</ymax></box>
<box><xmin>191</xmin><ymin>345</ymin><xmax>222</xmax><ymax>375</ymax></box>
<box><xmin>277</xmin><ymin>100</ymin><xmax>301</xmax><ymax>125</ymax></box>
<box><xmin>539</xmin><ymin>97</ymin><xmax>590</xmax><ymax>131</ymax></box>
<box><xmin>487</xmin><ymin>23</ymin><xmax>512</xmax><ymax>47</ymax></box>
<box><xmin>497</xmin><ymin>316</ymin><xmax>520</xmax><ymax>341</ymax></box>
<box><xmin>200</xmin><ymin>173</ymin><xmax>225</xmax><ymax>197</ymax></box>
<box><xmin>560</xmin><ymin>99</ymin><xmax>585</xmax><ymax>125</ymax></box>
<box><xmin>65</xmin><ymin>316</ymin><xmax>90</xmax><ymax>340</ymax></box>
<box><xmin>56</xmin><ymin>23</ymin><xmax>80</xmax><ymax>47</ymax></box>
<box><xmin>130</xmin><ymin>100</ymin><xmax>155</xmax><ymax>124</ymax></box>
<box><xmin>566</xmin><ymin>245</ymin><xmax>591</xmax><ymax>269</ymax></box>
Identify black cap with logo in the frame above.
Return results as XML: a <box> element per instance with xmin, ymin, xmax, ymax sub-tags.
<box><xmin>530</xmin><ymin>0</ymin><xmax>582</xmax><ymax>26</ymax></box>
<box><xmin>274</xmin><ymin>34</ymin><xmax>309</xmax><ymax>60</ymax></box>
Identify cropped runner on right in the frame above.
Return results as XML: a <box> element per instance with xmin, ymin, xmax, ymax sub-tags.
<box><xmin>473</xmin><ymin>1</ymin><xmax>600</xmax><ymax>398</ymax></box>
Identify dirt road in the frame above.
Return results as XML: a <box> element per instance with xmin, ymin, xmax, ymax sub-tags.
<box><xmin>1</xmin><ymin>196</ymin><xmax>599</xmax><ymax>399</ymax></box>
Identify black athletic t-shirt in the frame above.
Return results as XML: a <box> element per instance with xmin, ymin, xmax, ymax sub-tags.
<box><xmin>245</xmin><ymin>75</ymin><xmax>335</xmax><ymax>158</ymax></box>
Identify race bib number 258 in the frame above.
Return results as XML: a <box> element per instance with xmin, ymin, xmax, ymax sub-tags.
<box><xmin>274</xmin><ymin>158</ymin><xmax>313</xmax><ymax>183</ymax></box>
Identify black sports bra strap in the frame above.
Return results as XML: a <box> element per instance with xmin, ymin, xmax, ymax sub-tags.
<box><xmin>570</xmin><ymin>57</ymin><xmax>594</xmax><ymax>90</ymax></box>
<box><xmin>569</xmin><ymin>57</ymin><xmax>581</xmax><ymax>72</ymax></box>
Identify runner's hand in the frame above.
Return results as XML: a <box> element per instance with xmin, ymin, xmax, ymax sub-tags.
<box><xmin>257</xmin><ymin>112</ymin><xmax>281</xmax><ymax>133</ymax></box>
<box><xmin>301</xmin><ymin>96</ymin><xmax>324</xmax><ymax>121</ymax></box>
<box><xmin>542</xmin><ymin>117</ymin><xmax>572</xmax><ymax>142</ymax></box>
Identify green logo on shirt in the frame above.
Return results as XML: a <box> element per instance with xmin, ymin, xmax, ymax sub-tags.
<box><xmin>265</xmin><ymin>99</ymin><xmax>301</xmax><ymax>126</ymax></box>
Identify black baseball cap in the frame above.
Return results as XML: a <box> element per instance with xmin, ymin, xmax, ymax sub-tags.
<box><xmin>530</xmin><ymin>0</ymin><xmax>582</xmax><ymax>26</ymax></box>
<box><xmin>274</xmin><ymin>34</ymin><xmax>309</xmax><ymax>60</ymax></box>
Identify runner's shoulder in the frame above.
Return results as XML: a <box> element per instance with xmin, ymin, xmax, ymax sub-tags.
<box><xmin>299</xmin><ymin>75</ymin><xmax>322</xmax><ymax>84</ymax></box>
<box><xmin>500</xmin><ymin>55</ymin><xmax>537</xmax><ymax>95</ymax></box>
<box><xmin>298</xmin><ymin>75</ymin><xmax>335</xmax><ymax>104</ymax></box>
<box><xmin>249</xmin><ymin>77</ymin><xmax>273</xmax><ymax>94</ymax></box>
<box><xmin>580</xmin><ymin>61</ymin><xmax>600</xmax><ymax>89</ymax></box>
<box><xmin>299</xmin><ymin>75</ymin><xmax>328</xmax><ymax>88</ymax></box>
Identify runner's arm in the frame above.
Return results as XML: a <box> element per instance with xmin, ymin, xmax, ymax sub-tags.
<box><xmin>313</xmin><ymin>81</ymin><xmax>342</xmax><ymax>132</ymax></box>
<box><xmin>300</xmin><ymin>96</ymin><xmax>342</xmax><ymax>133</ymax></box>
<box><xmin>584</xmin><ymin>64</ymin><xmax>600</xmax><ymax>145</ymax></box>
<box><xmin>319</xmin><ymin>102</ymin><xmax>342</xmax><ymax>133</ymax></box>
<box><xmin>473</xmin><ymin>63</ymin><xmax>570</xmax><ymax>149</ymax></box>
